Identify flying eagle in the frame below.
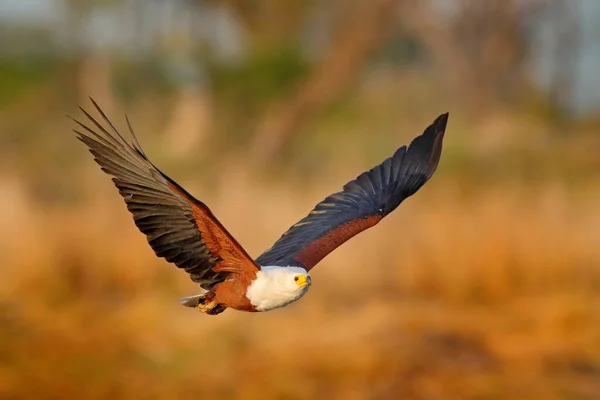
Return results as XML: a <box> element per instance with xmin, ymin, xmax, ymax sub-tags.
<box><xmin>72</xmin><ymin>100</ymin><xmax>448</xmax><ymax>315</ymax></box>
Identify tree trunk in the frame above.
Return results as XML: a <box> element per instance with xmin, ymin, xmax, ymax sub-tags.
<box><xmin>250</xmin><ymin>0</ymin><xmax>401</xmax><ymax>165</ymax></box>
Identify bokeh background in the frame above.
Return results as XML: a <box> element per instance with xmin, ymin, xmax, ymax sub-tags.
<box><xmin>2</xmin><ymin>1</ymin><xmax>600</xmax><ymax>399</ymax></box>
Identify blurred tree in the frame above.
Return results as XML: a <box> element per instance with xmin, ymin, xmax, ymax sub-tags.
<box><xmin>195</xmin><ymin>0</ymin><xmax>312</xmax><ymax>153</ymax></box>
<box><xmin>46</xmin><ymin>0</ymin><xmax>580</xmax><ymax>162</ymax></box>
<box><xmin>398</xmin><ymin>0</ymin><xmax>579</xmax><ymax>118</ymax></box>
<box><xmin>63</xmin><ymin>0</ymin><xmax>116</xmax><ymax>112</ymax></box>
<box><xmin>204</xmin><ymin>0</ymin><xmax>310</xmax><ymax>47</ymax></box>
<box><xmin>400</xmin><ymin>0</ymin><xmax>529</xmax><ymax>113</ymax></box>
<box><xmin>248</xmin><ymin>0</ymin><xmax>402</xmax><ymax>164</ymax></box>
<box><xmin>545</xmin><ymin>0</ymin><xmax>580</xmax><ymax>120</ymax></box>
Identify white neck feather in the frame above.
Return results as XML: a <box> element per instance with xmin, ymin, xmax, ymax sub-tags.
<box><xmin>246</xmin><ymin>266</ymin><xmax>311</xmax><ymax>312</ymax></box>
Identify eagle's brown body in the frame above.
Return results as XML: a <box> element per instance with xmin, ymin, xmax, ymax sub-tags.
<box><xmin>209</xmin><ymin>273</ymin><xmax>256</xmax><ymax>313</ymax></box>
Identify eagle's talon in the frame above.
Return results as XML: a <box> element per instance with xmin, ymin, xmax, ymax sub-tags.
<box><xmin>197</xmin><ymin>300</ymin><xmax>218</xmax><ymax>314</ymax></box>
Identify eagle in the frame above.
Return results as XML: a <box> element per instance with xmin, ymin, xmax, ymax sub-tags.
<box><xmin>71</xmin><ymin>99</ymin><xmax>448</xmax><ymax>315</ymax></box>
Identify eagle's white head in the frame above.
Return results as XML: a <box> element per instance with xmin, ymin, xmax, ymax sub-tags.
<box><xmin>245</xmin><ymin>266</ymin><xmax>311</xmax><ymax>312</ymax></box>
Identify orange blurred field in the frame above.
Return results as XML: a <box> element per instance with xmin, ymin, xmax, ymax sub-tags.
<box><xmin>2</xmin><ymin>1</ymin><xmax>600</xmax><ymax>398</ymax></box>
<box><xmin>2</xmin><ymin>101</ymin><xmax>600</xmax><ymax>399</ymax></box>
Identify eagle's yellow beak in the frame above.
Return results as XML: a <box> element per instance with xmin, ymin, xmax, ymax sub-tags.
<box><xmin>294</xmin><ymin>275</ymin><xmax>311</xmax><ymax>287</ymax></box>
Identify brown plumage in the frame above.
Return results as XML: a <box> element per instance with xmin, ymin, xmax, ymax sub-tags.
<box><xmin>291</xmin><ymin>215</ymin><xmax>383</xmax><ymax>269</ymax></box>
<box><xmin>72</xmin><ymin>99</ymin><xmax>448</xmax><ymax>315</ymax></box>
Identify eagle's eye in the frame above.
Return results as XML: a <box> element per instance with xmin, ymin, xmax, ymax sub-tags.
<box><xmin>294</xmin><ymin>275</ymin><xmax>311</xmax><ymax>287</ymax></box>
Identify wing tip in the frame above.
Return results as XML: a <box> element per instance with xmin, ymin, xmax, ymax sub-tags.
<box><xmin>433</xmin><ymin>112</ymin><xmax>449</xmax><ymax>136</ymax></box>
<box><xmin>421</xmin><ymin>112</ymin><xmax>449</xmax><ymax>180</ymax></box>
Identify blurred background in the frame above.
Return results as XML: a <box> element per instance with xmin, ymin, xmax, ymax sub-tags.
<box><xmin>1</xmin><ymin>0</ymin><xmax>600</xmax><ymax>399</ymax></box>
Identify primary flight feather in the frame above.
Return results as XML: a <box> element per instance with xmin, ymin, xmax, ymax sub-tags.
<box><xmin>72</xmin><ymin>99</ymin><xmax>448</xmax><ymax>315</ymax></box>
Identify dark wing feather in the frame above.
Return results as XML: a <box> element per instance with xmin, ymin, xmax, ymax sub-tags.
<box><xmin>72</xmin><ymin>99</ymin><xmax>259</xmax><ymax>289</ymax></box>
<box><xmin>255</xmin><ymin>113</ymin><xmax>448</xmax><ymax>271</ymax></box>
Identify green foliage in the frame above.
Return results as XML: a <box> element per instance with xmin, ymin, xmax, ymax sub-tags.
<box><xmin>111</xmin><ymin>57</ymin><xmax>181</xmax><ymax>102</ymax></box>
<box><xmin>371</xmin><ymin>29</ymin><xmax>424</xmax><ymax>67</ymax></box>
<box><xmin>205</xmin><ymin>42</ymin><xmax>311</xmax><ymax>147</ymax></box>
<box><xmin>0</xmin><ymin>56</ymin><xmax>57</xmax><ymax>106</ymax></box>
<box><xmin>208</xmin><ymin>42</ymin><xmax>310</xmax><ymax>109</ymax></box>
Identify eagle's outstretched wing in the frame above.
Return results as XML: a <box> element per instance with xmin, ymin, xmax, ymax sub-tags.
<box><xmin>255</xmin><ymin>113</ymin><xmax>448</xmax><ymax>271</ymax></box>
<box><xmin>72</xmin><ymin>99</ymin><xmax>259</xmax><ymax>289</ymax></box>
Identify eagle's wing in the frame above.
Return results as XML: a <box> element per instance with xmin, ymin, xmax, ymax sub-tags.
<box><xmin>72</xmin><ymin>99</ymin><xmax>260</xmax><ymax>289</ymax></box>
<box><xmin>255</xmin><ymin>113</ymin><xmax>448</xmax><ymax>271</ymax></box>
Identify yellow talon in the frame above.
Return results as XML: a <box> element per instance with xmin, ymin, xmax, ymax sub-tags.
<box><xmin>197</xmin><ymin>300</ymin><xmax>218</xmax><ymax>314</ymax></box>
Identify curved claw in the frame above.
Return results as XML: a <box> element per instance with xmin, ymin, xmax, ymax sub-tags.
<box><xmin>197</xmin><ymin>300</ymin><xmax>217</xmax><ymax>314</ymax></box>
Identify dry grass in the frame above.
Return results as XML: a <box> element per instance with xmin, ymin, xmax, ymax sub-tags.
<box><xmin>2</xmin><ymin>159</ymin><xmax>600</xmax><ymax>400</ymax></box>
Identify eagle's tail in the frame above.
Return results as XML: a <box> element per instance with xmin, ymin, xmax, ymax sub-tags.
<box><xmin>179</xmin><ymin>293</ymin><xmax>228</xmax><ymax>315</ymax></box>
<box><xmin>178</xmin><ymin>294</ymin><xmax>207</xmax><ymax>308</ymax></box>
